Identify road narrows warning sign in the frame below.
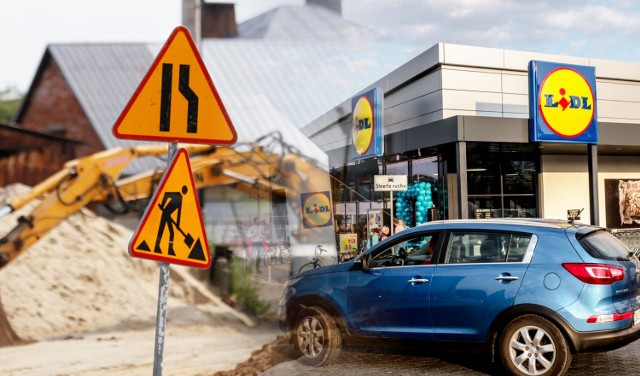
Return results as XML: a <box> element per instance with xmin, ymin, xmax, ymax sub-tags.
<box><xmin>112</xmin><ymin>26</ymin><xmax>237</xmax><ymax>144</ymax></box>
<box><xmin>129</xmin><ymin>148</ymin><xmax>211</xmax><ymax>268</ymax></box>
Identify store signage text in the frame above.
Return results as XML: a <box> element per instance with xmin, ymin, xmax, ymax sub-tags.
<box><xmin>529</xmin><ymin>60</ymin><xmax>598</xmax><ymax>144</ymax></box>
<box><xmin>374</xmin><ymin>175</ymin><xmax>408</xmax><ymax>192</ymax></box>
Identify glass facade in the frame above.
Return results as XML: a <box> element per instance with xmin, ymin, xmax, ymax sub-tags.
<box><xmin>466</xmin><ymin>142</ymin><xmax>538</xmax><ymax>219</ymax></box>
<box><xmin>330</xmin><ymin>141</ymin><xmax>539</xmax><ymax>248</ymax></box>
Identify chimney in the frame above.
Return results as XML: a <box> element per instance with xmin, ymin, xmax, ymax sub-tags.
<box><xmin>182</xmin><ymin>0</ymin><xmax>238</xmax><ymax>41</ymax></box>
<box><xmin>306</xmin><ymin>0</ymin><xmax>342</xmax><ymax>16</ymax></box>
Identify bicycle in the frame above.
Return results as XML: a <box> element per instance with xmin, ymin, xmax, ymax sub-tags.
<box><xmin>338</xmin><ymin>248</ymin><xmax>358</xmax><ymax>263</ymax></box>
<box><xmin>272</xmin><ymin>241</ymin><xmax>292</xmax><ymax>264</ymax></box>
<box><xmin>297</xmin><ymin>244</ymin><xmax>329</xmax><ymax>274</ymax></box>
<box><xmin>262</xmin><ymin>240</ymin><xmax>276</xmax><ymax>266</ymax></box>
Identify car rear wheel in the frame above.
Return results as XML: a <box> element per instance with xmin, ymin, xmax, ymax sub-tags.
<box><xmin>293</xmin><ymin>306</ymin><xmax>342</xmax><ymax>366</ymax></box>
<box><xmin>499</xmin><ymin>315</ymin><xmax>571</xmax><ymax>376</ymax></box>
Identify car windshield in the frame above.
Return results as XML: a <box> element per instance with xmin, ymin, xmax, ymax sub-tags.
<box><xmin>578</xmin><ymin>229</ymin><xmax>634</xmax><ymax>261</ymax></box>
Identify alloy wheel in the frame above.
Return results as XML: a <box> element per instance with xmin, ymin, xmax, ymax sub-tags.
<box><xmin>508</xmin><ymin>325</ymin><xmax>556</xmax><ymax>375</ymax></box>
<box><xmin>297</xmin><ymin>315</ymin><xmax>325</xmax><ymax>358</ymax></box>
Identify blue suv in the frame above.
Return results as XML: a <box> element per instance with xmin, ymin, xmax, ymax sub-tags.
<box><xmin>279</xmin><ymin>219</ymin><xmax>640</xmax><ymax>376</ymax></box>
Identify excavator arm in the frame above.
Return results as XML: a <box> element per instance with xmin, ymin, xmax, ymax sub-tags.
<box><xmin>0</xmin><ymin>133</ymin><xmax>335</xmax><ymax>269</ymax></box>
<box><xmin>103</xmin><ymin>145</ymin><xmax>288</xmax><ymax>205</ymax></box>
<box><xmin>0</xmin><ymin>144</ymin><xmax>213</xmax><ymax>267</ymax></box>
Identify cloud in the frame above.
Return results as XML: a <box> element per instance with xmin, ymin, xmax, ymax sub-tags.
<box><xmin>344</xmin><ymin>0</ymin><xmax>640</xmax><ymax>63</ymax></box>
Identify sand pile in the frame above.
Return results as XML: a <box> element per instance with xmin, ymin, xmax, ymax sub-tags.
<box><xmin>0</xmin><ymin>184</ymin><xmax>250</xmax><ymax>342</ymax></box>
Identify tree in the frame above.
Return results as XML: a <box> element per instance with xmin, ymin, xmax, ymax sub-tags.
<box><xmin>0</xmin><ymin>87</ymin><xmax>23</xmax><ymax>123</ymax></box>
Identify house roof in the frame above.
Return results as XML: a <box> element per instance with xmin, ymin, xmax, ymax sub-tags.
<box><xmin>17</xmin><ymin>5</ymin><xmax>419</xmax><ymax>175</ymax></box>
<box><xmin>238</xmin><ymin>4</ymin><xmax>376</xmax><ymax>42</ymax></box>
<box><xmin>0</xmin><ymin>122</ymin><xmax>81</xmax><ymax>151</ymax></box>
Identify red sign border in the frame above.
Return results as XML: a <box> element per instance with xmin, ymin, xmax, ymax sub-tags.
<box><xmin>128</xmin><ymin>148</ymin><xmax>211</xmax><ymax>269</ymax></box>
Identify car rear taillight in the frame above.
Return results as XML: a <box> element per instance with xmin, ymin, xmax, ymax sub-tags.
<box><xmin>562</xmin><ymin>263</ymin><xmax>624</xmax><ymax>285</ymax></box>
<box><xmin>587</xmin><ymin>311</ymin><xmax>634</xmax><ymax>323</ymax></box>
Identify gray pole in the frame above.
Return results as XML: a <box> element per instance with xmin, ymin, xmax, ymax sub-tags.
<box><xmin>390</xmin><ymin>191</ymin><xmax>394</xmax><ymax>234</ymax></box>
<box><xmin>588</xmin><ymin>144</ymin><xmax>599</xmax><ymax>226</ymax></box>
<box><xmin>152</xmin><ymin>142</ymin><xmax>177</xmax><ymax>376</ymax></box>
<box><xmin>456</xmin><ymin>141</ymin><xmax>468</xmax><ymax>219</ymax></box>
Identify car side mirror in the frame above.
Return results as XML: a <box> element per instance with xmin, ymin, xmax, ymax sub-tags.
<box><xmin>352</xmin><ymin>253</ymin><xmax>371</xmax><ymax>271</ymax></box>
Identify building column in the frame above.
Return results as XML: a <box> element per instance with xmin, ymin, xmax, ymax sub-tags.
<box><xmin>456</xmin><ymin>141</ymin><xmax>468</xmax><ymax>219</ymax></box>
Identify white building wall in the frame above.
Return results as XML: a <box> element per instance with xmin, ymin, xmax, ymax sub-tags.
<box><xmin>541</xmin><ymin>155</ymin><xmax>640</xmax><ymax>226</ymax></box>
<box><xmin>439</xmin><ymin>55</ymin><xmax>640</xmax><ymax>123</ymax></box>
<box><xmin>541</xmin><ymin>155</ymin><xmax>591</xmax><ymax>223</ymax></box>
<box><xmin>303</xmin><ymin>42</ymin><xmax>640</xmax><ymax>152</ymax></box>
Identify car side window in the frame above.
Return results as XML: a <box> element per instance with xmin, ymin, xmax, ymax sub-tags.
<box><xmin>369</xmin><ymin>233</ymin><xmax>439</xmax><ymax>267</ymax></box>
<box><xmin>444</xmin><ymin>231</ymin><xmax>532</xmax><ymax>264</ymax></box>
<box><xmin>506</xmin><ymin>234</ymin><xmax>532</xmax><ymax>262</ymax></box>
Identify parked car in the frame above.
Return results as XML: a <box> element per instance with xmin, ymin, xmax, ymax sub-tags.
<box><xmin>279</xmin><ymin>219</ymin><xmax>640</xmax><ymax>376</ymax></box>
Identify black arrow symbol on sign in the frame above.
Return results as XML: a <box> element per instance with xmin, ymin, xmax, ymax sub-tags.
<box><xmin>159</xmin><ymin>63</ymin><xmax>199</xmax><ymax>134</ymax></box>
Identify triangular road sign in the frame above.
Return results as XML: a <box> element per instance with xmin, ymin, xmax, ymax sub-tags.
<box><xmin>129</xmin><ymin>148</ymin><xmax>211</xmax><ymax>269</ymax></box>
<box><xmin>113</xmin><ymin>26</ymin><xmax>237</xmax><ymax>145</ymax></box>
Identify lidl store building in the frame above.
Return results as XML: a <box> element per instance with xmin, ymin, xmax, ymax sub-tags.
<box><xmin>301</xmin><ymin>43</ymin><xmax>640</xmax><ymax>248</ymax></box>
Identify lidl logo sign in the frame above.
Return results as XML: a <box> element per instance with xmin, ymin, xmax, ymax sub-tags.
<box><xmin>351</xmin><ymin>87</ymin><xmax>383</xmax><ymax>160</ymax></box>
<box><xmin>529</xmin><ymin>60</ymin><xmax>597</xmax><ymax>144</ymax></box>
<box><xmin>353</xmin><ymin>96</ymin><xmax>373</xmax><ymax>155</ymax></box>
<box><xmin>301</xmin><ymin>191</ymin><xmax>333</xmax><ymax>229</ymax></box>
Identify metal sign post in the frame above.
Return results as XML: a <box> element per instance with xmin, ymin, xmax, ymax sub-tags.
<box><xmin>153</xmin><ymin>142</ymin><xmax>176</xmax><ymax>376</ymax></box>
<box><xmin>112</xmin><ymin>26</ymin><xmax>237</xmax><ymax>376</ymax></box>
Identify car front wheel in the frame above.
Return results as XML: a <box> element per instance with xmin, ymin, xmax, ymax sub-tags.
<box><xmin>499</xmin><ymin>315</ymin><xmax>572</xmax><ymax>376</ymax></box>
<box><xmin>293</xmin><ymin>306</ymin><xmax>342</xmax><ymax>366</ymax></box>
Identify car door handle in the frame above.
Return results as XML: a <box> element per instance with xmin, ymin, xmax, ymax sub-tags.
<box><xmin>408</xmin><ymin>278</ymin><xmax>429</xmax><ymax>284</ymax></box>
<box><xmin>495</xmin><ymin>275</ymin><xmax>519</xmax><ymax>281</ymax></box>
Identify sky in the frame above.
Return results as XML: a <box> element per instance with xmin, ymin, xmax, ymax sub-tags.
<box><xmin>2</xmin><ymin>0</ymin><xmax>640</xmax><ymax>95</ymax></box>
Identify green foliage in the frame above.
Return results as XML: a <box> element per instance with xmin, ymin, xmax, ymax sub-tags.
<box><xmin>229</xmin><ymin>257</ymin><xmax>270</xmax><ymax>316</ymax></box>
<box><xmin>0</xmin><ymin>98</ymin><xmax>21</xmax><ymax>123</ymax></box>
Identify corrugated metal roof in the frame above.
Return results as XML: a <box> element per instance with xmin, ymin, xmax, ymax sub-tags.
<box><xmin>44</xmin><ymin>5</ymin><xmax>419</xmax><ymax>174</ymax></box>
<box><xmin>49</xmin><ymin>38</ymin><xmax>416</xmax><ymax>174</ymax></box>
<box><xmin>238</xmin><ymin>5</ymin><xmax>377</xmax><ymax>42</ymax></box>
<box><xmin>50</xmin><ymin>43</ymin><xmax>165</xmax><ymax>175</ymax></box>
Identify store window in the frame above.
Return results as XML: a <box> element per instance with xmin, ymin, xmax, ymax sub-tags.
<box><xmin>331</xmin><ymin>159</ymin><xmax>382</xmax><ymax>248</ymax></box>
<box><xmin>467</xmin><ymin>143</ymin><xmax>538</xmax><ymax>219</ymax></box>
<box><xmin>331</xmin><ymin>149</ymin><xmax>445</xmax><ymax>245</ymax></box>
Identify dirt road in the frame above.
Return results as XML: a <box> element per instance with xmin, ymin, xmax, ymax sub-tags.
<box><xmin>0</xmin><ymin>320</ymin><xmax>280</xmax><ymax>376</ymax></box>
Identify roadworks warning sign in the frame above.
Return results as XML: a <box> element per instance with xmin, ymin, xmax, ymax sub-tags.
<box><xmin>129</xmin><ymin>148</ymin><xmax>211</xmax><ymax>269</ymax></box>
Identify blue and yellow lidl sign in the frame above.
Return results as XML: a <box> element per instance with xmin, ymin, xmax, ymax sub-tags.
<box><xmin>301</xmin><ymin>191</ymin><xmax>333</xmax><ymax>229</ymax></box>
<box><xmin>351</xmin><ymin>87</ymin><xmax>383</xmax><ymax>160</ymax></box>
<box><xmin>529</xmin><ymin>60</ymin><xmax>597</xmax><ymax>144</ymax></box>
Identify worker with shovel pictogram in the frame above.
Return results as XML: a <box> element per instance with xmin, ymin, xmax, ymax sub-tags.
<box><xmin>154</xmin><ymin>185</ymin><xmax>189</xmax><ymax>256</ymax></box>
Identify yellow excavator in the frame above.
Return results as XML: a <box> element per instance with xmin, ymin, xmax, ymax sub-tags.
<box><xmin>0</xmin><ymin>132</ymin><xmax>338</xmax><ymax>345</ymax></box>
<box><xmin>0</xmin><ymin>133</ymin><xmax>336</xmax><ymax>268</ymax></box>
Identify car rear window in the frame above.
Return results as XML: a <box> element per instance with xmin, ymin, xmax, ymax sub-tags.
<box><xmin>577</xmin><ymin>229</ymin><xmax>633</xmax><ymax>261</ymax></box>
